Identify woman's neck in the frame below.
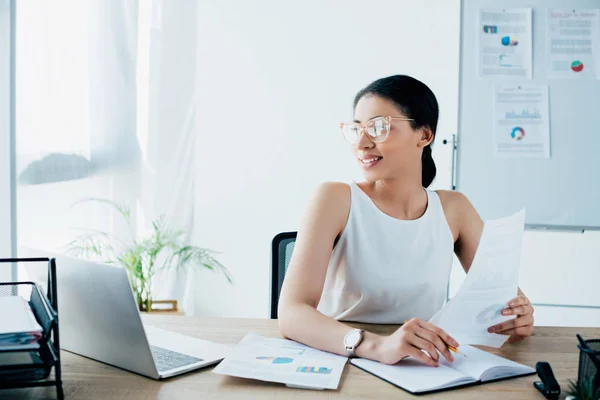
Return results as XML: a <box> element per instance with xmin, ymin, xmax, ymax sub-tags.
<box><xmin>367</xmin><ymin>177</ymin><xmax>427</xmax><ymax>218</ymax></box>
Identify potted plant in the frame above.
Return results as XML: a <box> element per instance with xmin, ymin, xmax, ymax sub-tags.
<box><xmin>566</xmin><ymin>377</ymin><xmax>600</xmax><ymax>400</ymax></box>
<box><xmin>66</xmin><ymin>198</ymin><xmax>232</xmax><ymax>312</ymax></box>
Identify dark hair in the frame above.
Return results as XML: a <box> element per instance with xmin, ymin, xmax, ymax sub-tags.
<box><xmin>353</xmin><ymin>75</ymin><xmax>439</xmax><ymax>188</ymax></box>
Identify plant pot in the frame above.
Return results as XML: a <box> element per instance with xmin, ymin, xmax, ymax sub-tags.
<box><xmin>139</xmin><ymin>299</ymin><xmax>184</xmax><ymax>315</ymax></box>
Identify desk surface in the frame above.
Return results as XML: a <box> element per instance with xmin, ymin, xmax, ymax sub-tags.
<box><xmin>4</xmin><ymin>316</ymin><xmax>599</xmax><ymax>399</ymax></box>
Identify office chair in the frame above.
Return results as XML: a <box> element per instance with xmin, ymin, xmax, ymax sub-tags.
<box><xmin>270</xmin><ymin>232</ymin><xmax>297</xmax><ymax>319</ymax></box>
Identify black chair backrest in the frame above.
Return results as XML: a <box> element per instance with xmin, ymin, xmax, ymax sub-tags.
<box><xmin>270</xmin><ymin>232</ymin><xmax>297</xmax><ymax>319</ymax></box>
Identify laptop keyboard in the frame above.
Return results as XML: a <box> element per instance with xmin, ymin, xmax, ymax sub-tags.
<box><xmin>150</xmin><ymin>346</ymin><xmax>204</xmax><ymax>372</ymax></box>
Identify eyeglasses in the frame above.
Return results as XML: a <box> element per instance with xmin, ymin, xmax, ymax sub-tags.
<box><xmin>340</xmin><ymin>116</ymin><xmax>414</xmax><ymax>145</ymax></box>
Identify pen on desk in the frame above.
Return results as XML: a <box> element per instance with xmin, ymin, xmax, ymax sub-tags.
<box><xmin>404</xmin><ymin>320</ymin><xmax>467</xmax><ymax>358</ymax></box>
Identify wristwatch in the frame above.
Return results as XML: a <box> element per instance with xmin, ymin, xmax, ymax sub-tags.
<box><xmin>343</xmin><ymin>328</ymin><xmax>364</xmax><ymax>357</ymax></box>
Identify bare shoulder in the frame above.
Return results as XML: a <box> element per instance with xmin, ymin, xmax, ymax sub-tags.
<box><xmin>435</xmin><ymin>190</ymin><xmax>472</xmax><ymax>212</ymax></box>
<box><xmin>435</xmin><ymin>190</ymin><xmax>479</xmax><ymax>241</ymax></box>
<box><xmin>306</xmin><ymin>182</ymin><xmax>351</xmax><ymax>231</ymax></box>
<box><xmin>314</xmin><ymin>181</ymin><xmax>351</xmax><ymax>199</ymax></box>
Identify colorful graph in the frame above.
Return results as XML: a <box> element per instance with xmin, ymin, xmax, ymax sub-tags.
<box><xmin>511</xmin><ymin>127</ymin><xmax>525</xmax><ymax>141</ymax></box>
<box><xmin>571</xmin><ymin>60</ymin><xmax>584</xmax><ymax>72</ymax></box>
<box><xmin>501</xmin><ymin>36</ymin><xmax>518</xmax><ymax>46</ymax></box>
<box><xmin>483</xmin><ymin>25</ymin><xmax>498</xmax><ymax>34</ymax></box>
<box><xmin>256</xmin><ymin>357</ymin><xmax>294</xmax><ymax>364</ymax></box>
<box><xmin>296</xmin><ymin>366</ymin><xmax>332</xmax><ymax>374</ymax></box>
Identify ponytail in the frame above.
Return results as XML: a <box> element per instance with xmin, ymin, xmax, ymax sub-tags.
<box><xmin>421</xmin><ymin>145</ymin><xmax>436</xmax><ymax>188</ymax></box>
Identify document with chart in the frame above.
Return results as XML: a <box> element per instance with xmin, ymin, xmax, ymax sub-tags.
<box><xmin>478</xmin><ymin>8</ymin><xmax>532</xmax><ymax>79</ymax></box>
<box><xmin>430</xmin><ymin>208</ymin><xmax>526</xmax><ymax>348</ymax></box>
<box><xmin>213</xmin><ymin>333</ymin><xmax>347</xmax><ymax>390</ymax></box>
<box><xmin>493</xmin><ymin>85</ymin><xmax>550</xmax><ymax>159</ymax></box>
<box><xmin>547</xmin><ymin>9</ymin><xmax>600</xmax><ymax>79</ymax></box>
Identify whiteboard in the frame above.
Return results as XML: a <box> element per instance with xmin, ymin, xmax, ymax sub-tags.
<box><xmin>456</xmin><ymin>0</ymin><xmax>600</xmax><ymax>230</ymax></box>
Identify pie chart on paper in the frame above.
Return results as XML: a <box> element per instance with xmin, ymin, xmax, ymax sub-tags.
<box><xmin>511</xmin><ymin>127</ymin><xmax>525</xmax><ymax>141</ymax></box>
<box><xmin>571</xmin><ymin>60</ymin><xmax>584</xmax><ymax>72</ymax></box>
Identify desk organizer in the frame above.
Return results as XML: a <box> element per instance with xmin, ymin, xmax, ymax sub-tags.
<box><xmin>0</xmin><ymin>258</ymin><xmax>63</xmax><ymax>399</ymax></box>
<box><xmin>578</xmin><ymin>337</ymin><xmax>600</xmax><ymax>395</ymax></box>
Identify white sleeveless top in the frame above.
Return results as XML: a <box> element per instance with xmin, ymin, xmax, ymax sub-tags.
<box><xmin>316</xmin><ymin>182</ymin><xmax>454</xmax><ymax>324</ymax></box>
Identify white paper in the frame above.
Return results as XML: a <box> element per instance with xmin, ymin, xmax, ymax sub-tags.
<box><xmin>430</xmin><ymin>209</ymin><xmax>526</xmax><ymax>348</ymax></box>
<box><xmin>351</xmin><ymin>344</ymin><xmax>534</xmax><ymax>393</ymax></box>
<box><xmin>479</xmin><ymin>8</ymin><xmax>532</xmax><ymax>79</ymax></box>
<box><xmin>493</xmin><ymin>85</ymin><xmax>550</xmax><ymax>159</ymax></box>
<box><xmin>213</xmin><ymin>333</ymin><xmax>347</xmax><ymax>390</ymax></box>
<box><xmin>547</xmin><ymin>9</ymin><xmax>600</xmax><ymax>79</ymax></box>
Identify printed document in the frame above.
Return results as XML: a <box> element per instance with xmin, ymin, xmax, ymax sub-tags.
<box><xmin>430</xmin><ymin>209</ymin><xmax>526</xmax><ymax>348</ymax></box>
<box><xmin>213</xmin><ymin>333</ymin><xmax>347</xmax><ymax>390</ymax></box>
<box><xmin>493</xmin><ymin>85</ymin><xmax>550</xmax><ymax>159</ymax></box>
<box><xmin>479</xmin><ymin>8</ymin><xmax>532</xmax><ymax>79</ymax></box>
<box><xmin>547</xmin><ymin>9</ymin><xmax>600</xmax><ymax>79</ymax></box>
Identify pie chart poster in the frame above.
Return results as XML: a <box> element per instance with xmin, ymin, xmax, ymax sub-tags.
<box><xmin>547</xmin><ymin>9</ymin><xmax>600</xmax><ymax>79</ymax></box>
<box><xmin>493</xmin><ymin>85</ymin><xmax>550</xmax><ymax>159</ymax></box>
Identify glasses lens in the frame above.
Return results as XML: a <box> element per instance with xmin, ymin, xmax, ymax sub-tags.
<box><xmin>342</xmin><ymin>124</ymin><xmax>360</xmax><ymax>144</ymax></box>
<box><xmin>366</xmin><ymin>118</ymin><xmax>389</xmax><ymax>142</ymax></box>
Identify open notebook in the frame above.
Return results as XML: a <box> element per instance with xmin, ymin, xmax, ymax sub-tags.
<box><xmin>351</xmin><ymin>345</ymin><xmax>535</xmax><ymax>395</ymax></box>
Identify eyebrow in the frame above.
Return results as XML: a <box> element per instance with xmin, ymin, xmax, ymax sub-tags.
<box><xmin>353</xmin><ymin>115</ymin><xmax>383</xmax><ymax>123</ymax></box>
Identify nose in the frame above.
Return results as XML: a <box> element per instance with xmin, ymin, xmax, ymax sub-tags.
<box><xmin>356</xmin><ymin>129</ymin><xmax>375</xmax><ymax>150</ymax></box>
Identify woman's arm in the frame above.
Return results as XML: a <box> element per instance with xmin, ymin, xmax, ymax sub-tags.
<box><xmin>278</xmin><ymin>183</ymin><xmax>457</xmax><ymax>366</ymax></box>
<box><xmin>443</xmin><ymin>191</ymin><xmax>534</xmax><ymax>342</ymax></box>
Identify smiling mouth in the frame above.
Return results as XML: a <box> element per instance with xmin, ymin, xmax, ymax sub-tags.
<box><xmin>360</xmin><ymin>156</ymin><xmax>382</xmax><ymax>164</ymax></box>
<box><xmin>359</xmin><ymin>156</ymin><xmax>382</xmax><ymax>168</ymax></box>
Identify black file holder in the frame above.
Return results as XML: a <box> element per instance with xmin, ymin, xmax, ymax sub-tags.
<box><xmin>0</xmin><ymin>258</ymin><xmax>63</xmax><ymax>399</ymax></box>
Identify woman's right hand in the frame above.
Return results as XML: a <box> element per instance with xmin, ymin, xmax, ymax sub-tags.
<box><xmin>375</xmin><ymin>318</ymin><xmax>459</xmax><ymax>367</ymax></box>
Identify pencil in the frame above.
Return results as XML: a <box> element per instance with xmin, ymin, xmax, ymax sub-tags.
<box><xmin>404</xmin><ymin>320</ymin><xmax>467</xmax><ymax>357</ymax></box>
<box><xmin>448</xmin><ymin>346</ymin><xmax>467</xmax><ymax>357</ymax></box>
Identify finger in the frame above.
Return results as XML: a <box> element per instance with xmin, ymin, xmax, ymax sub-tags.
<box><xmin>405</xmin><ymin>344</ymin><xmax>438</xmax><ymax>367</ymax></box>
<box><xmin>508</xmin><ymin>295</ymin><xmax>528</xmax><ymax>307</ymax></box>
<box><xmin>410</xmin><ymin>336</ymin><xmax>440</xmax><ymax>362</ymax></box>
<box><xmin>499</xmin><ymin>325</ymin><xmax>533</xmax><ymax>337</ymax></box>
<box><xmin>414</xmin><ymin>327</ymin><xmax>454</xmax><ymax>362</ymax></box>
<box><xmin>488</xmin><ymin>318</ymin><xmax>516</xmax><ymax>333</ymax></box>
<box><xmin>415</xmin><ymin>319</ymin><xmax>459</xmax><ymax>348</ymax></box>
<box><xmin>502</xmin><ymin>304</ymin><xmax>533</xmax><ymax>316</ymax></box>
<box><xmin>491</xmin><ymin>315</ymin><xmax>534</xmax><ymax>333</ymax></box>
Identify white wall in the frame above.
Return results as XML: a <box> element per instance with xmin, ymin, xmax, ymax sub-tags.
<box><xmin>193</xmin><ymin>0</ymin><xmax>461</xmax><ymax>318</ymax></box>
<box><xmin>0</xmin><ymin>0</ymin><xmax>13</xmax><ymax>280</ymax></box>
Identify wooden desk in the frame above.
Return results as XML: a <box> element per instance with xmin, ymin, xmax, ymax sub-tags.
<box><xmin>3</xmin><ymin>316</ymin><xmax>598</xmax><ymax>399</ymax></box>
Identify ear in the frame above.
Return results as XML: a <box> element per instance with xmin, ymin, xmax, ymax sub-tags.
<box><xmin>417</xmin><ymin>127</ymin><xmax>434</xmax><ymax>148</ymax></box>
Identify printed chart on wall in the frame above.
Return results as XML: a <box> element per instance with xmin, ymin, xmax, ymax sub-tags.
<box><xmin>493</xmin><ymin>85</ymin><xmax>550</xmax><ymax>159</ymax></box>
<box><xmin>478</xmin><ymin>8</ymin><xmax>532</xmax><ymax>79</ymax></box>
<box><xmin>547</xmin><ymin>9</ymin><xmax>600</xmax><ymax>79</ymax></box>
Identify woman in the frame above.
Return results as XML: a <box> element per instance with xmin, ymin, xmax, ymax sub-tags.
<box><xmin>277</xmin><ymin>75</ymin><xmax>534</xmax><ymax>367</ymax></box>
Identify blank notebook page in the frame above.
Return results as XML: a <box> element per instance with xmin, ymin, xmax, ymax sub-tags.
<box><xmin>351</xmin><ymin>358</ymin><xmax>474</xmax><ymax>393</ymax></box>
<box><xmin>440</xmin><ymin>345</ymin><xmax>535</xmax><ymax>381</ymax></box>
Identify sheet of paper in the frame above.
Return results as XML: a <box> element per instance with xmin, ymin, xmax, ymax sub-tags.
<box><xmin>478</xmin><ymin>8</ymin><xmax>532</xmax><ymax>79</ymax></box>
<box><xmin>438</xmin><ymin>344</ymin><xmax>534</xmax><ymax>381</ymax></box>
<box><xmin>430</xmin><ymin>208</ymin><xmax>526</xmax><ymax>348</ymax></box>
<box><xmin>351</xmin><ymin>357</ymin><xmax>471</xmax><ymax>393</ymax></box>
<box><xmin>547</xmin><ymin>9</ymin><xmax>600</xmax><ymax>79</ymax></box>
<box><xmin>493</xmin><ymin>85</ymin><xmax>550</xmax><ymax>159</ymax></box>
<box><xmin>213</xmin><ymin>333</ymin><xmax>347</xmax><ymax>390</ymax></box>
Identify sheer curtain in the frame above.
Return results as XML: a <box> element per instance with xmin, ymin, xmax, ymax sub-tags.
<box><xmin>16</xmin><ymin>0</ymin><xmax>196</xmax><ymax>313</ymax></box>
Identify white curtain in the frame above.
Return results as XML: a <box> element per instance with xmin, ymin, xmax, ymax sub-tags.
<box><xmin>138</xmin><ymin>0</ymin><xmax>198</xmax><ymax>314</ymax></box>
<box><xmin>16</xmin><ymin>0</ymin><xmax>198</xmax><ymax>313</ymax></box>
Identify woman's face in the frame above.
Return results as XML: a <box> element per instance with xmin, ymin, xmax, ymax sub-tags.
<box><xmin>351</xmin><ymin>95</ymin><xmax>430</xmax><ymax>182</ymax></box>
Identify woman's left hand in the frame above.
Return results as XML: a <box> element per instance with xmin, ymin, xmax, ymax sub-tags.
<box><xmin>487</xmin><ymin>294</ymin><xmax>534</xmax><ymax>343</ymax></box>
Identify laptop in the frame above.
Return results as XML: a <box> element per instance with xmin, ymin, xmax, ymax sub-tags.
<box><xmin>20</xmin><ymin>247</ymin><xmax>231</xmax><ymax>379</ymax></box>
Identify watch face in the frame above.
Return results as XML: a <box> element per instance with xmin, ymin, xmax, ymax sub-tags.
<box><xmin>344</xmin><ymin>330</ymin><xmax>361</xmax><ymax>347</ymax></box>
